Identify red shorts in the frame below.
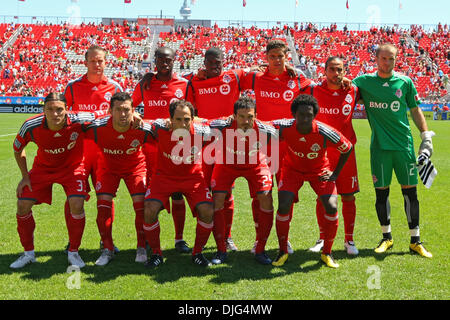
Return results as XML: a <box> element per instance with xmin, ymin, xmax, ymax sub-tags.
<box><xmin>328</xmin><ymin>147</ymin><xmax>359</xmax><ymax>195</ymax></box>
<box><xmin>145</xmin><ymin>173</ymin><xmax>212</xmax><ymax>215</ymax></box>
<box><xmin>211</xmin><ymin>164</ymin><xmax>272</xmax><ymax>198</ymax></box>
<box><xmin>19</xmin><ymin>165</ymin><xmax>89</xmax><ymax>205</ymax></box>
<box><xmin>95</xmin><ymin>167</ymin><xmax>147</xmax><ymax>197</ymax></box>
<box><xmin>142</xmin><ymin>143</ymin><xmax>157</xmax><ymax>183</ymax></box>
<box><xmin>278</xmin><ymin>166</ymin><xmax>337</xmax><ymax>198</ymax></box>
<box><xmin>83</xmin><ymin>139</ymin><xmax>100</xmax><ymax>185</ymax></box>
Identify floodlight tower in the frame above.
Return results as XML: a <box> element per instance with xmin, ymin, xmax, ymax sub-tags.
<box><xmin>180</xmin><ymin>0</ymin><xmax>192</xmax><ymax>20</ymax></box>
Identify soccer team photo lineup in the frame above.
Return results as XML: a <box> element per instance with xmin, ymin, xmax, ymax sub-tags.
<box><xmin>0</xmin><ymin>1</ymin><xmax>448</xmax><ymax>301</ymax></box>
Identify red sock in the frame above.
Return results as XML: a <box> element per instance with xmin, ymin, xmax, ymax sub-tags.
<box><xmin>171</xmin><ymin>199</ymin><xmax>186</xmax><ymax>241</ymax></box>
<box><xmin>223</xmin><ymin>193</ymin><xmax>234</xmax><ymax>239</ymax></box>
<box><xmin>255</xmin><ymin>207</ymin><xmax>274</xmax><ymax>254</ymax></box>
<box><xmin>67</xmin><ymin>211</ymin><xmax>86</xmax><ymax>252</ymax></box>
<box><xmin>342</xmin><ymin>198</ymin><xmax>356</xmax><ymax>242</ymax></box>
<box><xmin>322</xmin><ymin>212</ymin><xmax>339</xmax><ymax>255</ymax></box>
<box><xmin>192</xmin><ymin>219</ymin><xmax>213</xmax><ymax>255</ymax></box>
<box><xmin>213</xmin><ymin>208</ymin><xmax>227</xmax><ymax>252</ymax></box>
<box><xmin>96</xmin><ymin>200</ymin><xmax>114</xmax><ymax>250</ymax></box>
<box><xmin>251</xmin><ymin>198</ymin><xmax>260</xmax><ymax>240</ymax></box>
<box><xmin>316</xmin><ymin>199</ymin><xmax>326</xmax><ymax>240</ymax></box>
<box><xmin>275</xmin><ymin>211</ymin><xmax>290</xmax><ymax>253</ymax></box>
<box><xmin>64</xmin><ymin>200</ymin><xmax>71</xmax><ymax>228</ymax></box>
<box><xmin>143</xmin><ymin>221</ymin><xmax>162</xmax><ymax>256</ymax></box>
<box><xmin>133</xmin><ymin>201</ymin><xmax>146</xmax><ymax>248</ymax></box>
<box><xmin>16</xmin><ymin>212</ymin><xmax>35</xmax><ymax>251</ymax></box>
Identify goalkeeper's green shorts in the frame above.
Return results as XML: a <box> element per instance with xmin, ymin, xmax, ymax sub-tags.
<box><xmin>370</xmin><ymin>147</ymin><xmax>418</xmax><ymax>188</ymax></box>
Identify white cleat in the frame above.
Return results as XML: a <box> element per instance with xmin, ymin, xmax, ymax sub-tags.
<box><xmin>309</xmin><ymin>239</ymin><xmax>324</xmax><ymax>253</ymax></box>
<box><xmin>135</xmin><ymin>247</ymin><xmax>147</xmax><ymax>263</ymax></box>
<box><xmin>344</xmin><ymin>241</ymin><xmax>359</xmax><ymax>255</ymax></box>
<box><xmin>95</xmin><ymin>249</ymin><xmax>114</xmax><ymax>266</ymax></box>
<box><xmin>68</xmin><ymin>251</ymin><xmax>86</xmax><ymax>268</ymax></box>
<box><xmin>287</xmin><ymin>240</ymin><xmax>294</xmax><ymax>254</ymax></box>
<box><xmin>10</xmin><ymin>252</ymin><xmax>36</xmax><ymax>269</ymax></box>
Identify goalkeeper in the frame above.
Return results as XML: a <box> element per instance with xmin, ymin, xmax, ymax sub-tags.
<box><xmin>352</xmin><ymin>43</ymin><xmax>434</xmax><ymax>258</ymax></box>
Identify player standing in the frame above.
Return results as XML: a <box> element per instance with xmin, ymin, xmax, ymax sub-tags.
<box><xmin>308</xmin><ymin>57</ymin><xmax>360</xmax><ymax>255</ymax></box>
<box><xmin>84</xmin><ymin>92</ymin><xmax>153</xmax><ymax>265</ymax></box>
<box><xmin>352</xmin><ymin>43</ymin><xmax>433</xmax><ymax>258</ymax></box>
<box><xmin>10</xmin><ymin>93</ymin><xmax>104</xmax><ymax>269</ymax></box>
<box><xmin>132</xmin><ymin>47</ymin><xmax>193</xmax><ymax>254</ymax></box>
<box><xmin>272</xmin><ymin>95</ymin><xmax>353</xmax><ymax>268</ymax></box>
<box><xmin>143</xmin><ymin>100</ymin><xmax>214</xmax><ymax>267</ymax></box>
<box><xmin>208</xmin><ymin>96</ymin><xmax>277</xmax><ymax>265</ymax></box>
<box><xmin>64</xmin><ymin>45</ymin><xmax>123</xmax><ymax>253</ymax></box>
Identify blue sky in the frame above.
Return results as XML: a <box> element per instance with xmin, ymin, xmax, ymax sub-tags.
<box><xmin>4</xmin><ymin>0</ymin><xmax>449</xmax><ymax>28</ymax></box>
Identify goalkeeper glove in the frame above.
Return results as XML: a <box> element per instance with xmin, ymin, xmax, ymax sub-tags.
<box><xmin>418</xmin><ymin>131</ymin><xmax>435</xmax><ymax>158</ymax></box>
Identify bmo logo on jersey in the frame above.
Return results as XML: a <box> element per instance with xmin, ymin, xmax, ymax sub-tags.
<box><xmin>283</xmin><ymin>90</ymin><xmax>294</xmax><ymax>102</ymax></box>
<box><xmin>342</xmin><ymin>104</ymin><xmax>352</xmax><ymax>116</ymax></box>
<box><xmin>147</xmin><ymin>100</ymin><xmax>168</xmax><ymax>107</ymax></box>
<box><xmin>390</xmin><ymin>101</ymin><xmax>400</xmax><ymax>112</ymax></box>
<box><xmin>219</xmin><ymin>84</ymin><xmax>231</xmax><ymax>95</ymax></box>
<box><xmin>78</xmin><ymin>102</ymin><xmax>109</xmax><ymax>111</ymax></box>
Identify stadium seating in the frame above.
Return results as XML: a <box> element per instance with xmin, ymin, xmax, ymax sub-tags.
<box><xmin>0</xmin><ymin>21</ymin><xmax>448</xmax><ymax>101</ymax></box>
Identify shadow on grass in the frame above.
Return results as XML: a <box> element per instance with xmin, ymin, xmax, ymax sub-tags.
<box><xmin>0</xmin><ymin>246</ymin><xmax>411</xmax><ymax>285</ymax></box>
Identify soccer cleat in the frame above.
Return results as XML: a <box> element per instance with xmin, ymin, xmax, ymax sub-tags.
<box><xmin>254</xmin><ymin>252</ymin><xmax>272</xmax><ymax>265</ymax></box>
<box><xmin>135</xmin><ymin>247</ymin><xmax>148</xmax><ymax>263</ymax></box>
<box><xmin>409</xmin><ymin>242</ymin><xmax>432</xmax><ymax>258</ymax></box>
<box><xmin>10</xmin><ymin>252</ymin><xmax>36</xmax><ymax>269</ymax></box>
<box><xmin>144</xmin><ymin>254</ymin><xmax>164</xmax><ymax>268</ymax></box>
<box><xmin>309</xmin><ymin>239</ymin><xmax>324</xmax><ymax>253</ymax></box>
<box><xmin>175</xmin><ymin>240</ymin><xmax>191</xmax><ymax>254</ymax></box>
<box><xmin>211</xmin><ymin>251</ymin><xmax>228</xmax><ymax>265</ymax></box>
<box><xmin>374</xmin><ymin>238</ymin><xmax>394</xmax><ymax>253</ymax></box>
<box><xmin>68</xmin><ymin>251</ymin><xmax>86</xmax><ymax>268</ymax></box>
<box><xmin>272</xmin><ymin>251</ymin><xmax>289</xmax><ymax>267</ymax></box>
<box><xmin>95</xmin><ymin>249</ymin><xmax>114</xmax><ymax>266</ymax></box>
<box><xmin>321</xmin><ymin>254</ymin><xmax>339</xmax><ymax>268</ymax></box>
<box><xmin>287</xmin><ymin>241</ymin><xmax>294</xmax><ymax>254</ymax></box>
<box><xmin>226</xmin><ymin>237</ymin><xmax>239</xmax><ymax>251</ymax></box>
<box><xmin>192</xmin><ymin>253</ymin><xmax>212</xmax><ymax>267</ymax></box>
<box><xmin>344</xmin><ymin>241</ymin><xmax>359</xmax><ymax>255</ymax></box>
<box><xmin>100</xmin><ymin>241</ymin><xmax>120</xmax><ymax>254</ymax></box>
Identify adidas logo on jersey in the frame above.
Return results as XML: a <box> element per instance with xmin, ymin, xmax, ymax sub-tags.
<box><xmin>92</xmin><ymin>86</ymin><xmax>98</xmax><ymax>91</ymax></box>
<box><xmin>382</xmin><ymin>83</ymin><xmax>389</xmax><ymax>87</ymax></box>
<box><xmin>299</xmin><ymin>137</ymin><xmax>306</xmax><ymax>142</ymax></box>
<box><xmin>161</xmin><ymin>84</ymin><xmax>168</xmax><ymax>89</ymax></box>
<box><xmin>332</xmin><ymin>92</ymin><xmax>339</xmax><ymax>96</ymax></box>
<box><xmin>117</xmin><ymin>134</ymin><xmax>125</xmax><ymax>139</ymax></box>
<box><xmin>54</xmin><ymin>132</ymin><xmax>62</xmax><ymax>137</ymax></box>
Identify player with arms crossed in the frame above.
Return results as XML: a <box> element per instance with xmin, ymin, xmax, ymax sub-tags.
<box><xmin>143</xmin><ymin>100</ymin><xmax>214</xmax><ymax>268</ymax></box>
<box><xmin>11</xmin><ymin>93</ymin><xmax>105</xmax><ymax>269</ymax></box>
<box><xmin>208</xmin><ymin>96</ymin><xmax>277</xmax><ymax>265</ymax></box>
<box><xmin>133</xmin><ymin>47</ymin><xmax>193</xmax><ymax>254</ymax></box>
<box><xmin>272</xmin><ymin>95</ymin><xmax>353</xmax><ymax>268</ymax></box>
<box><xmin>84</xmin><ymin>92</ymin><xmax>153</xmax><ymax>265</ymax></box>
<box><xmin>309</xmin><ymin>56</ymin><xmax>360</xmax><ymax>255</ymax></box>
<box><xmin>64</xmin><ymin>45</ymin><xmax>123</xmax><ymax>253</ymax></box>
<box><xmin>352</xmin><ymin>43</ymin><xmax>433</xmax><ymax>258</ymax></box>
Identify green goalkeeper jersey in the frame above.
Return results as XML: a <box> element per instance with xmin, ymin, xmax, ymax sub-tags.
<box><xmin>353</xmin><ymin>72</ymin><xmax>421</xmax><ymax>151</ymax></box>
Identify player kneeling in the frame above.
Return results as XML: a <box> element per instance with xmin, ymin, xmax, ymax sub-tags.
<box><xmin>143</xmin><ymin>100</ymin><xmax>214</xmax><ymax>268</ymax></box>
<box><xmin>271</xmin><ymin>95</ymin><xmax>353</xmax><ymax>269</ymax></box>
<box><xmin>11</xmin><ymin>93</ymin><xmax>105</xmax><ymax>269</ymax></box>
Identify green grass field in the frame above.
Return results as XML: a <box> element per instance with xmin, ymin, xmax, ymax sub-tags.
<box><xmin>0</xmin><ymin>114</ymin><xmax>448</xmax><ymax>300</ymax></box>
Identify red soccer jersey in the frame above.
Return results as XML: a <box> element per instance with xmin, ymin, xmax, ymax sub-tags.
<box><xmin>187</xmin><ymin>69</ymin><xmax>245</xmax><ymax>119</ymax></box>
<box><xmin>150</xmin><ymin>120</ymin><xmax>210</xmax><ymax>177</ymax></box>
<box><xmin>84</xmin><ymin>116</ymin><xmax>154</xmax><ymax>175</ymax></box>
<box><xmin>13</xmin><ymin>112</ymin><xmax>100</xmax><ymax>171</ymax></box>
<box><xmin>313</xmin><ymin>81</ymin><xmax>360</xmax><ymax>145</ymax></box>
<box><xmin>207</xmin><ymin>118</ymin><xmax>276</xmax><ymax>169</ymax></box>
<box><xmin>241</xmin><ymin>69</ymin><xmax>314</xmax><ymax>121</ymax></box>
<box><xmin>273</xmin><ymin>119</ymin><xmax>353</xmax><ymax>174</ymax></box>
<box><xmin>132</xmin><ymin>73</ymin><xmax>192</xmax><ymax>120</ymax></box>
<box><xmin>64</xmin><ymin>75</ymin><xmax>123</xmax><ymax>112</ymax></box>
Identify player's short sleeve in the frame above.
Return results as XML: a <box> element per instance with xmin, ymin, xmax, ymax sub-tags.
<box><xmin>318</xmin><ymin>122</ymin><xmax>353</xmax><ymax>154</ymax></box>
<box><xmin>405</xmin><ymin>77</ymin><xmax>421</xmax><ymax>109</ymax></box>
<box><xmin>13</xmin><ymin>120</ymin><xmax>34</xmax><ymax>153</ymax></box>
<box><xmin>132</xmin><ymin>82</ymin><xmax>143</xmax><ymax>108</ymax></box>
<box><xmin>240</xmin><ymin>71</ymin><xmax>257</xmax><ymax>91</ymax></box>
<box><xmin>64</xmin><ymin>83</ymin><xmax>74</xmax><ymax>108</ymax></box>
